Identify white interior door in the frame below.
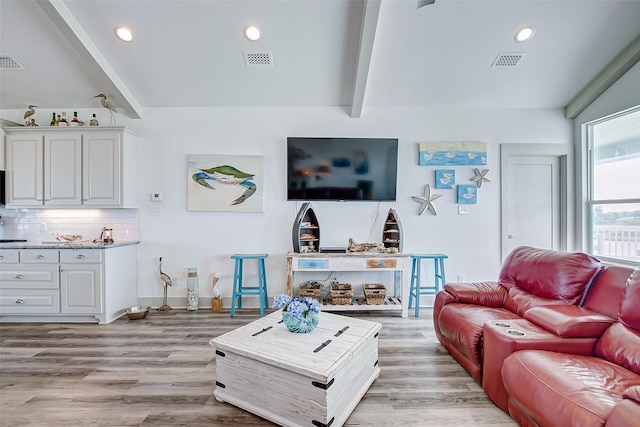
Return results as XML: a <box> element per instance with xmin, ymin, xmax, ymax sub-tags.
<box><xmin>501</xmin><ymin>144</ymin><xmax>570</xmax><ymax>260</ymax></box>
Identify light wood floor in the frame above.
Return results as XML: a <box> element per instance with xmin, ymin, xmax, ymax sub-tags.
<box><xmin>0</xmin><ymin>309</ymin><xmax>516</xmax><ymax>427</ymax></box>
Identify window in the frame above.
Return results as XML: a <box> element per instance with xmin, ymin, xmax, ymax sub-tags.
<box><xmin>587</xmin><ymin>106</ymin><xmax>640</xmax><ymax>263</ymax></box>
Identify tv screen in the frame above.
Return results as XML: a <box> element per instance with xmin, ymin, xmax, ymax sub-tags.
<box><xmin>287</xmin><ymin>137</ymin><xmax>398</xmax><ymax>201</ymax></box>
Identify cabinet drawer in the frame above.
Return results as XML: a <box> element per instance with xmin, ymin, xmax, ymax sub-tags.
<box><xmin>0</xmin><ymin>250</ymin><xmax>20</xmax><ymax>263</ymax></box>
<box><xmin>60</xmin><ymin>249</ymin><xmax>103</xmax><ymax>263</ymax></box>
<box><xmin>0</xmin><ymin>264</ymin><xmax>60</xmax><ymax>289</ymax></box>
<box><xmin>366</xmin><ymin>259</ymin><xmax>397</xmax><ymax>269</ymax></box>
<box><xmin>0</xmin><ymin>289</ymin><xmax>60</xmax><ymax>314</ymax></box>
<box><xmin>20</xmin><ymin>249</ymin><xmax>59</xmax><ymax>263</ymax></box>
<box><xmin>298</xmin><ymin>259</ymin><xmax>329</xmax><ymax>269</ymax></box>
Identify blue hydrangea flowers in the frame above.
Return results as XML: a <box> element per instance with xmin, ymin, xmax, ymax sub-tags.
<box><xmin>272</xmin><ymin>294</ymin><xmax>321</xmax><ymax>320</ymax></box>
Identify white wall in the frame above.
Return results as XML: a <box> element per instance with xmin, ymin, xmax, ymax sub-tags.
<box><xmin>0</xmin><ymin>105</ymin><xmax>571</xmax><ymax>306</ymax></box>
<box><xmin>131</xmin><ymin>106</ymin><xmax>571</xmax><ymax>306</ymax></box>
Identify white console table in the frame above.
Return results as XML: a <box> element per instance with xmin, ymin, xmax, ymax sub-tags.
<box><xmin>286</xmin><ymin>252</ymin><xmax>411</xmax><ymax>317</ymax></box>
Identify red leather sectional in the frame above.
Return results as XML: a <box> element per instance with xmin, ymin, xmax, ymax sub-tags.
<box><xmin>433</xmin><ymin>246</ymin><xmax>639</xmax><ymax>426</ymax></box>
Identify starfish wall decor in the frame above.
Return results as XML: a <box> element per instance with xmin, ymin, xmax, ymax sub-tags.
<box><xmin>470</xmin><ymin>168</ymin><xmax>491</xmax><ymax>187</ymax></box>
<box><xmin>412</xmin><ymin>184</ymin><xmax>442</xmax><ymax>215</ymax></box>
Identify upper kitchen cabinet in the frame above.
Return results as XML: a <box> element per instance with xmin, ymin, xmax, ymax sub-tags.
<box><xmin>4</xmin><ymin>127</ymin><xmax>139</xmax><ymax>208</ymax></box>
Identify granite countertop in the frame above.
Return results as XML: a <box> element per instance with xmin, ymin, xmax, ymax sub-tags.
<box><xmin>0</xmin><ymin>241</ymin><xmax>140</xmax><ymax>249</ymax></box>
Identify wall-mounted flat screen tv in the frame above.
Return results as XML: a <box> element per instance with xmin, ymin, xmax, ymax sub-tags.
<box><xmin>287</xmin><ymin>137</ymin><xmax>398</xmax><ymax>201</ymax></box>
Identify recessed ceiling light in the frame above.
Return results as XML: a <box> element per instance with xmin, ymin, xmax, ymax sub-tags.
<box><xmin>114</xmin><ymin>26</ymin><xmax>133</xmax><ymax>42</ymax></box>
<box><xmin>514</xmin><ymin>26</ymin><xmax>535</xmax><ymax>42</ymax></box>
<box><xmin>244</xmin><ymin>25</ymin><xmax>261</xmax><ymax>41</ymax></box>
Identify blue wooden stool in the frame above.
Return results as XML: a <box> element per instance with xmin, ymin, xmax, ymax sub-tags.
<box><xmin>230</xmin><ymin>254</ymin><xmax>269</xmax><ymax>317</ymax></box>
<box><xmin>408</xmin><ymin>254</ymin><xmax>448</xmax><ymax>317</ymax></box>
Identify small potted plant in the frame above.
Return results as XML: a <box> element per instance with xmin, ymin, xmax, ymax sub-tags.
<box><xmin>272</xmin><ymin>294</ymin><xmax>321</xmax><ymax>333</ymax></box>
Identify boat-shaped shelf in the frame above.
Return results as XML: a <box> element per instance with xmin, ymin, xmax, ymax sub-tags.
<box><xmin>382</xmin><ymin>208</ymin><xmax>403</xmax><ymax>252</ymax></box>
<box><xmin>292</xmin><ymin>202</ymin><xmax>320</xmax><ymax>253</ymax></box>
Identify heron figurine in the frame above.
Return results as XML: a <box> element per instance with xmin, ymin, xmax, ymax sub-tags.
<box><xmin>24</xmin><ymin>105</ymin><xmax>37</xmax><ymax>125</ymax></box>
<box><xmin>94</xmin><ymin>93</ymin><xmax>117</xmax><ymax>125</ymax></box>
<box><xmin>158</xmin><ymin>257</ymin><xmax>173</xmax><ymax>311</ymax></box>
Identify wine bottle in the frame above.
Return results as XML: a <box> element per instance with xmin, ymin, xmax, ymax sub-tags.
<box><xmin>50</xmin><ymin>113</ymin><xmax>56</xmax><ymax>126</ymax></box>
<box><xmin>71</xmin><ymin>111</ymin><xmax>80</xmax><ymax>126</ymax></box>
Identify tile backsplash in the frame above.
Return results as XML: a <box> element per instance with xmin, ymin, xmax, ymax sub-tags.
<box><xmin>0</xmin><ymin>208</ymin><xmax>139</xmax><ymax>242</ymax></box>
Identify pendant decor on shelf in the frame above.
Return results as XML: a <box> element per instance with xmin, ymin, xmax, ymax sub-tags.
<box><xmin>412</xmin><ymin>184</ymin><xmax>442</xmax><ymax>216</ymax></box>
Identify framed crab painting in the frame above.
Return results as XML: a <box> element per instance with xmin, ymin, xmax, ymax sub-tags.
<box><xmin>187</xmin><ymin>154</ymin><xmax>264</xmax><ymax>212</ymax></box>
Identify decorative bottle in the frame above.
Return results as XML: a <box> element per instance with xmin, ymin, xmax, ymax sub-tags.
<box><xmin>59</xmin><ymin>112</ymin><xmax>68</xmax><ymax>126</ymax></box>
<box><xmin>50</xmin><ymin>113</ymin><xmax>56</xmax><ymax>126</ymax></box>
<box><xmin>71</xmin><ymin>111</ymin><xmax>80</xmax><ymax>126</ymax></box>
<box><xmin>186</xmin><ymin>268</ymin><xmax>199</xmax><ymax>311</ymax></box>
<box><xmin>89</xmin><ymin>113</ymin><xmax>99</xmax><ymax>126</ymax></box>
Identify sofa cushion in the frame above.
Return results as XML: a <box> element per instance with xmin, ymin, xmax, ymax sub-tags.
<box><xmin>443</xmin><ymin>281</ymin><xmax>507</xmax><ymax>307</ymax></box>
<box><xmin>595</xmin><ymin>323</ymin><xmax>640</xmax><ymax>376</ymax></box>
<box><xmin>504</xmin><ymin>287</ymin><xmax>572</xmax><ymax>318</ymax></box>
<box><xmin>502</xmin><ymin>350</ymin><xmax>640</xmax><ymax>427</ymax></box>
<box><xmin>583</xmin><ymin>265</ymin><xmax>635</xmax><ymax>318</ymax></box>
<box><xmin>438</xmin><ymin>304</ymin><xmax>521</xmax><ymax>370</ymax></box>
<box><xmin>498</xmin><ymin>246</ymin><xmax>601</xmax><ymax>304</ymax></box>
<box><xmin>618</xmin><ymin>268</ymin><xmax>640</xmax><ymax>330</ymax></box>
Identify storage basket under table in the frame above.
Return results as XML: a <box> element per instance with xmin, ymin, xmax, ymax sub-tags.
<box><xmin>330</xmin><ymin>283</ymin><xmax>353</xmax><ymax>305</ymax></box>
<box><xmin>363</xmin><ymin>283</ymin><xmax>386</xmax><ymax>305</ymax></box>
<box><xmin>298</xmin><ymin>281</ymin><xmax>322</xmax><ymax>299</ymax></box>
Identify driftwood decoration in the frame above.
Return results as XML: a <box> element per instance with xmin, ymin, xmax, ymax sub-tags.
<box><xmin>348</xmin><ymin>238</ymin><xmax>384</xmax><ymax>252</ymax></box>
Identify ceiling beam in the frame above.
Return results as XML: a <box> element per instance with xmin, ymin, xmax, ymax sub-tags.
<box><xmin>350</xmin><ymin>0</ymin><xmax>382</xmax><ymax>118</ymax></box>
<box><xmin>37</xmin><ymin>0</ymin><xmax>143</xmax><ymax>119</ymax></box>
<box><xmin>564</xmin><ymin>33</ymin><xmax>640</xmax><ymax>119</ymax></box>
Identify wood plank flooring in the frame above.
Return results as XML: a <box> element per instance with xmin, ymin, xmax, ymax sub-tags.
<box><xmin>0</xmin><ymin>309</ymin><xmax>516</xmax><ymax>426</ymax></box>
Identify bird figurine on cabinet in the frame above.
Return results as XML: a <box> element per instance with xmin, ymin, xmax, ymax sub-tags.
<box><xmin>24</xmin><ymin>105</ymin><xmax>38</xmax><ymax>126</ymax></box>
<box><xmin>158</xmin><ymin>257</ymin><xmax>173</xmax><ymax>311</ymax></box>
<box><xmin>94</xmin><ymin>93</ymin><xmax>117</xmax><ymax>125</ymax></box>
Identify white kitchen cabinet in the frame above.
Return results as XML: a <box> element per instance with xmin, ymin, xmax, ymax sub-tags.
<box><xmin>60</xmin><ymin>251</ymin><xmax>103</xmax><ymax>315</ymax></box>
<box><xmin>3</xmin><ymin>126</ymin><xmax>139</xmax><ymax>208</ymax></box>
<box><xmin>0</xmin><ymin>244</ymin><xmax>138</xmax><ymax>323</ymax></box>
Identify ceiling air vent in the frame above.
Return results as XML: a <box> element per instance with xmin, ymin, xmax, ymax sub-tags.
<box><xmin>243</xmin><ymin>51</ymin><xmax>273</xmax><ymax>67</ymax></box>
<box><xmin>491</xmin><ymin>52</ymin><xmax>526</xmax><ymax>68</ymax></box>
<box><xmin>0</xmin><ymin>54</ymin><xmax>25</xmax><ymax>70</ymax></box>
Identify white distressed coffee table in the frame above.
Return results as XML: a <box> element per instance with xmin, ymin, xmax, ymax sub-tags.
<box><xmin>209</xmin><ymin>310</ymin><xmax>382</xmax><ymax>427</ymax></box>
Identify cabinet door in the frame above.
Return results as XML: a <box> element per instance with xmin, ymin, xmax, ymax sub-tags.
<box><xmin>44</xmin><ymin>133</ymin><xmax>82</xmax><ymax>206</ymax></box>
<box><xmin>82</xmin><ymin>132</ymin><xmax>121</xmax><ymax>206</ymax></box>
<box><xmin>5</xmin><ymin>133</ymin><xmax>43</xmax><ymax>206</ymax></box>
<box><xmin>60</xmin><ymin>264</ymin><xmax>103</xmax><ymax>314</ymax></box>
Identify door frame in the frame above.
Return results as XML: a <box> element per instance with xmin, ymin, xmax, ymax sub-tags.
<box><xmin>500</xmin><ymin>144</ymin><xmax>573</xmax><ymax>260</ymax></box>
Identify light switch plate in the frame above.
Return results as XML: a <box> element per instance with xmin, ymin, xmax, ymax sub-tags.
<box><xmin>151</xmin><ymin>192</ymin><xmax>163</xmax><ymax>202</ymax></box>
<box><xmin>458</xmin><ymin>206</ymin><xmax>469</xmax><ymax>215</ymax></box>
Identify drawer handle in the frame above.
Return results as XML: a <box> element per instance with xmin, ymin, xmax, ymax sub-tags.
<box><xmin>34</xmin><ymin>255</ymin><xmax>44</xmax><ymax>259</ymax></box>
<box><xmin>15</xmin><ymin>274</ymin><xmax>24</xmax><ymax>279</ymax></box>
<box><xmin>76</xmin><ymin>254</ymin><xmax>86</xmax><ymax>259</ymax></box>
<box><xmin>15</xmin><ymin>299</ymin><xmax>24</xmax><ymax>304</ymax></box>
<box><xmin>0</xmin><ymin>255</ymin><xmax>3</xmax><ymax>259</ymax></box>
<box><xmin>378</xmin><ymin>262</ymin><xmax>384</xmax><ymax>267</ymax></box>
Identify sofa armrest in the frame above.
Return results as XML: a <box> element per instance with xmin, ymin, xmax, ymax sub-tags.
<box><xmin>443</xmin><ymin>281</ymin><xmax>507</xmax><ymax>307</ymax></box>
<box><xmin>524</xmin><ymin>305</ymin><xmax>615</xmax><ymax>338</ymax></box>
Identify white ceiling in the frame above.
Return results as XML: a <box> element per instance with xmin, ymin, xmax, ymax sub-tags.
<box><xmin>1</xmin><ymin>0</ymin><xmax>640</xmax><ymax>119</ymax></box>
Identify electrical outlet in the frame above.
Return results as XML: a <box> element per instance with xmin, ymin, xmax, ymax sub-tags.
<box><xmin>457</xmin><ymin>274</ymin><xmax>465</xmax><ymax>282</ymax></box>
<box><xmin>151</xmin><ymin>192</ymin><xmax>163</xmax><ymax>202</ymax></box>
<box><xmin>458</xmin><ymin>206</ymin><xmax>469</xmax><ymax>215</ymax></box>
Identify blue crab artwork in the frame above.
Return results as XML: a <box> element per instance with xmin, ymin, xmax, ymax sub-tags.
<box><xmin>192</xmin><ymin>165</ymin><xmax>256</xmax><ymax>205</ymax></box>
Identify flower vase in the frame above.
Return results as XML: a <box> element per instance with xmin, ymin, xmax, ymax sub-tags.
<box><xmin>282</xmin><ymin>311</ymin><xmax>319</xmax><ymax>333</ymax></box>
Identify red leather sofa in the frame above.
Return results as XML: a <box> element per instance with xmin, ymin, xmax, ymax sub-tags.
<box><xmin>433</xmin><ymin>246</ymin><xmax>638</xmax><ymax>426</ymax></box>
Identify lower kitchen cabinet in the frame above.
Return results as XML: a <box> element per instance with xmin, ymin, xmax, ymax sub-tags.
<box><xmin>0</xmin><ymin>244</ymin><xmax>137</xmax><ymax>323</ymax></box>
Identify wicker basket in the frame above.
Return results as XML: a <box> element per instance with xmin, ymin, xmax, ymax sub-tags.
<box><xmin>299</xmin><ymin>282</ymin><xmax>321</xmax><ymax>299</ymax></box>
<box><xmin>330</xmin><ymin>283</ymin><xmax>353</xmax><ymax>305</ymax></box>
<box><xmin>363</xmin><ymin>283</ymin><xmax>386</xmax><ymax>305</ymax></box>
